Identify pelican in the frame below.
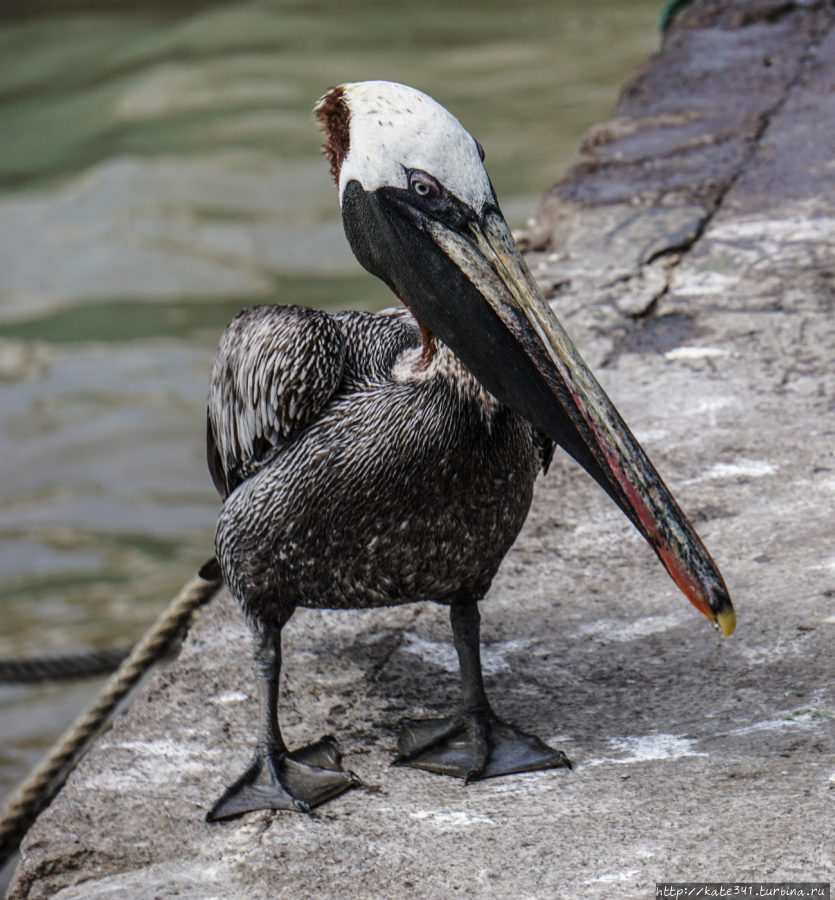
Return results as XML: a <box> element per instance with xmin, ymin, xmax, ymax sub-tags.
<box><xmin>204</xmin><ymin>81</ymin><xmax>735</xmax><ymax>822</ymax></box>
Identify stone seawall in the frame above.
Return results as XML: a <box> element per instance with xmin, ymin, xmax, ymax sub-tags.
<box><xmin>10</xmin><ymin>2</ymin><xmax>834</xmax><ymax>897</ymax></box>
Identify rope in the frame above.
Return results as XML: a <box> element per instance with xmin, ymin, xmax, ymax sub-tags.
<box><xmin>0</xmin><ymin>647</ymin><xmax>132</xmax><ymax>683</ymax></box>
<box><xmin>0</xmin><ymin>571</ymin><xmax>221</xmax><ymax>868</ymax></box>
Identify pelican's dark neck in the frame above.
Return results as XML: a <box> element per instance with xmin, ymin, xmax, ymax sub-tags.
<box><xmin>392</xmin><ymin>314</ymin><xmax>499</xmax><ymax>419</ymax></box>
<box><xmin>417</xmin><ymin>319</ymin><xmax>438</xmax><ymax>371</ymax></box>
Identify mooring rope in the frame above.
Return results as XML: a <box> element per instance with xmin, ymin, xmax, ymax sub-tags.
<box><xmin>0</xmin><ymin>647</ymin><xmax>133</xmax><ymax>684</ymax></box>
<box><xmin>0</xmin><ymin>572</ymin><xmax>221</xmax><ymax>868</ymax></box>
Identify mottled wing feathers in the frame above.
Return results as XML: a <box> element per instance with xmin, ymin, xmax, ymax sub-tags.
<box><xmin>334</xmin><ymin>307</ymin><xmax>420</xmax><ymax>382</ymax></box>
<box><xmin>207</xmin><ymin>305</ymin><xmax>346</xmax><ymax>497</ymax></box>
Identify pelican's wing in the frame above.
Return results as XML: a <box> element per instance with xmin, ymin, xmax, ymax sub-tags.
<box><xmin>207</xmin><ymin>304</ymin><xmax>346</xmax><ymax>497</ymax></box>
<box><xmin>333</xmin><ymin>306</ymin><xmax>421</xmax><ymax>383</ymax></box>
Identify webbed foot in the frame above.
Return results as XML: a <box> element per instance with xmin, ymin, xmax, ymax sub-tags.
<box><xmin>207</xmin><ymin>736</ymin><xmax>360</xmax><ymax>821</ymax></box>
<box><xmin>395</xmin><ymin>711</ymin><xmax>571</xmax><ymax>783</ymax></box>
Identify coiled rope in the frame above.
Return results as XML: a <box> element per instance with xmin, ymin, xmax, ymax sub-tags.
<box><xmin>0</xmin><ymin>647</ymin><xmax>133</xmax><ymax>683</ymax></box>
<box><xmin>0</xmin><ymin>572</ymin><xmax>221</xmax><ymax>868</ymax></box>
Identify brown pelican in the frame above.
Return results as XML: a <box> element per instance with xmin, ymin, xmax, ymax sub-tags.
<box><xmin>204</xmin><ymin>81</ymin><xmax>735</xmax><ymax>822</ymax></box>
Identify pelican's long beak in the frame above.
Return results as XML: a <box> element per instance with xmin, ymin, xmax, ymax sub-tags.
<box><xmin>340</xmin><ymin>180</ymin><xmax>735</xmax><ymax>636</ymax></box>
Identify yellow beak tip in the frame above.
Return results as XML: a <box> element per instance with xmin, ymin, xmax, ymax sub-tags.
<box><xmin>715</xmin><ymin>607</ymin><xmax>736</xmax><ymax>637</ymax></box>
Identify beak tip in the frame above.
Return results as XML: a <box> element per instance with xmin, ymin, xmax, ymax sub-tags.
<box><xmin>714</xmin><ymin>604</ymin><xmax>736</xmax><ymax>637</ymax></box>
<box><xmin>704</xmin><ymin>578</ymin><xmax>735</xmax><ymax>636</ymax></box>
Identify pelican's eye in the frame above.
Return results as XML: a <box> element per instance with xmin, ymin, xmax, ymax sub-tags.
<box><xmin>408</xmin><ymin>169</ymin><xmax>441</xmax><ymax>199</ymax></box>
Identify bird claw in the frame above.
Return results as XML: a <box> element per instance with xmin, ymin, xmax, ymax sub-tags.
<box><xmin>394</xmin><ymin>712</ymin><xmax>571</xmax><ymax>781</ymax></box>
<box><xmin>206</xmin><ymin>736</ymin><xmax>360</xmax><ymax>821</ymax></box>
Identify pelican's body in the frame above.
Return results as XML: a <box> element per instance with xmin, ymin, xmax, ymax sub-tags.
<box><xmin>204</xmin><ymin>82</ymin><xmax>734</xmax><ymax>821</ymax></box>
<box><xmin>213</xmin><ymin>306</ymin><xmax>549</xmax><ymax>622</ymax></box>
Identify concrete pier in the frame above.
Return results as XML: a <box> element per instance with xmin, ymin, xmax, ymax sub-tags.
<box><xmin>9</xmin><ymin>1</ymin><xmax>834</xmax><ymax>897</ymax></box>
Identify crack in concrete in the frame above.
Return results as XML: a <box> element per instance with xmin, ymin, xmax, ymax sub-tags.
<box><xmin>632</xmin><ymin>14</ymin><xmax>835</xmax><ymax>323</ymax></box>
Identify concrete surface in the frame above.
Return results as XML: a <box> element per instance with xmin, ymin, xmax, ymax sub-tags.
<box><xmin>9</xmin><ymin>1</ymin><xmax>834</xmax><ymax>897</ymax></box>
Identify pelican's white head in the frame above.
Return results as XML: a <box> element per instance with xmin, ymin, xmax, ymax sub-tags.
<box><xmin>315</xmin><ymin>81</ymin><xmax>492</xmax><ymax>213</ymax></box>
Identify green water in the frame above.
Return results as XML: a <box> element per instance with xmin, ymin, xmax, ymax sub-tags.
<box><xmin>0</xmin><ymin>0</ymin><xmax>660</xmax><ymax>875</ymax></box>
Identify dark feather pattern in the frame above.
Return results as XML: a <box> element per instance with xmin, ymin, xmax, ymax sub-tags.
<box><xmin>207</xmin><ymin>303</ymin><xmax>553</xmax><ymax>626</ymax></box>
<box><xmin>208</xmin><ymin>305</ymin><xmax>346</xmax><ymax>497</ymax></box>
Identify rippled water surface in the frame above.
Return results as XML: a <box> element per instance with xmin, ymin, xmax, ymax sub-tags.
<box><xmin>0</xmin><ymin>0</ymin><xmax>661</xmax><ymax>870</ymax></box>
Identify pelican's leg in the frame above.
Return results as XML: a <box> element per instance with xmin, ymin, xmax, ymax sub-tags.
<box><xmin>395</xmin><ymin>599</ymin><xmax>571</xmax><ymax>782</ymax></box>
<box><xmin>207</xmin><ymin>625</ymin><xmax>360</xmax><ymax>821</ymax></box>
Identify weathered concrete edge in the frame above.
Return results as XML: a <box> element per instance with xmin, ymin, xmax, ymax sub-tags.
<box><xmin>524</xmin><ymin>0</ymin><xmax>834</xmax><ymax>332</ymax></box>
